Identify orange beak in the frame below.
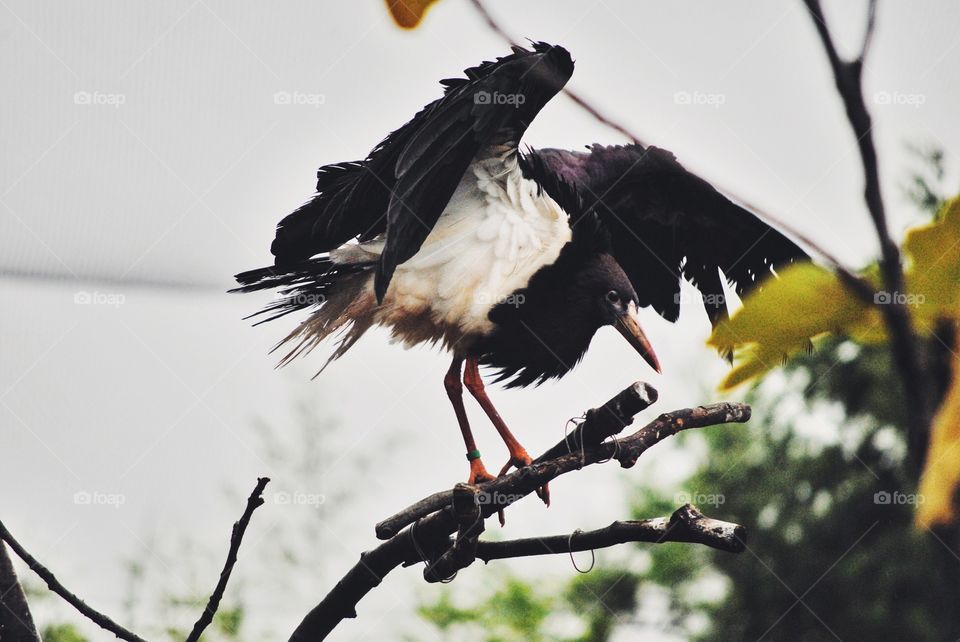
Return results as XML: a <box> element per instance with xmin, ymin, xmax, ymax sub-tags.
<box><xmin>614</xmin><ymin>301</ymin><xmax>662</xmax><ymax>373</ymax></box>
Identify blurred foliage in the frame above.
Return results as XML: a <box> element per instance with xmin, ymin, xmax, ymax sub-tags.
<box><xmin>41</xmin><ymin>624</ymin><xmax>90</xmax><ymax>642</ymax></box>
<box><xmin>417</xmin><ymin>570</ymin><xmax>640</xmax><ymax>642</ymax></box>
<box><xmin>650</xmin><ymin>340</ymin><xmax>960</xmax><ymax>640</ymax></box>
<box><xmin>903</xmin><ymin>143</ymin><xmax>950</xmax><ymax>216</ymax></box>
<box><xmin>708</xmin><ymin>188</ymin><xmax>960</xmax><ymax>527</ymax></box>
<box><xmin>419</xmin><ymin>577</ymin><xmax>553</xmax><ymax>642</ymax></box>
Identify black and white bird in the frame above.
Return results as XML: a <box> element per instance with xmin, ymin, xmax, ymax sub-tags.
<box><xmin>233</xmin><ymin>43</ymin><xmax>806</xmax><ymax>499</ymax></box>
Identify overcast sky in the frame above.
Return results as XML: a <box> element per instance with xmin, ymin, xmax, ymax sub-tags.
<box><xmin>2</xmin><ymin>1</ymin><xmax>958</xmax><ymax>640</ymax></box>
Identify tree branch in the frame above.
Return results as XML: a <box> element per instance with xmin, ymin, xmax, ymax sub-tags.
<box><xmin>476</xmin><ymin>504</ymin><xmax>746</xmax><ymax>562</ymax></box>
<box><xmin>375</xmin><ymin>381</ymin><xmax>659</xmax><ymax>539</ymax></box>
<box><xmin>185</xmin><ymin>476</ymin><xmax>270</xmax><ymax>642</ymax></box>
<box><xmin>802</xmin><ymin>0</ymin><xmax>930</xmax><ymax>465</ymax></box>
<box><xmin>0</xmin><ymin>521</ymin><xmax>148</xmax><ymax>642</ymax></box>
<box><xmin>0</xmin><ymin>541</ymin><xmax>41</xmax><ymax>642</ymax></box>
<box><xmin>290</xmin><ymin>383</ymin><xmax>751</xmax><ymax>641</ymax></box>
<box><xmin>0</xmin><ymin>477</ymin><xmax>270</xmax><ymax>642</ymax></box>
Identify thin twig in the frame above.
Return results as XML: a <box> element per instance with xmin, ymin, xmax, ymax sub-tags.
<box><xmin>0</xmin><ymin>521</ymin><xmax>148</xmax><ymax>642</ymax></box>
<box><xmin>0</xmin><ymin>477</ymin><xmax>270</xmax><ymax>642</ymax></box>
<box><xmin>467</xmin><ymin>0</ymin><xmax>868</xmax><ymax>285</ymax></box>
<box><xmin>802</xmin><ymin>0</ymin><xmax>930</xmax><ymax>465</ymax></box>
<box><xmin>185</xmin><ymin>477</ymin><xmax>270</xmax><ymax>642</ymax></box>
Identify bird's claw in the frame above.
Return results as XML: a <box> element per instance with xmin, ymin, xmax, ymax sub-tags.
<box><xmin>467</xmin><ymin>458</ymin><xmax>496</xmax><ymax>485</ymax></box>
<box><xmin>498</xmin><ymin>449</ymin><xmax>550</xmax><ymax>507</ymax></box>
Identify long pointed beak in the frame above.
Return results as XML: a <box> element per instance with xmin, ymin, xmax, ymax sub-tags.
<box><xmin>614</xmin><ymin>301</ymin><xmax>662</xmax><ymax>374</ymax></box>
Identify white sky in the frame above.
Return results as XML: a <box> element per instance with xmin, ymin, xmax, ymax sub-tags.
<box><xmin>2</xmin><ymin>1</ymin><xmax>958</xmax><ymax>640</ymax></box>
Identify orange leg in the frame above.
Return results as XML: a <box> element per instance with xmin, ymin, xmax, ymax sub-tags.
<box><xmin>445</xmin><ymin>357</ymin><xmax>495</xmax><ymax>485</ymax></box>
<box><xmin>463</xmin><ymin>356</ymin><xmax>550</xmax><ymax>506</ymax></box>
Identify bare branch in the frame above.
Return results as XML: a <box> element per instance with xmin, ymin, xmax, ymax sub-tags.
<box><xmin>476</xmin><ymin>504</ymin><xmax>746</xmax><ymax>561</ymax></box>
<box><xmin>290</xmin><ymin>383</ymin><xmax>751</xmax><ymax>641</ymax></box>
<box><xmin>185</xmin><ymin>476</ymin><xmax>270</xmax><ymax>642</ymax></box>
<box><xmin>422</xmin><ymin>484</ymin><xmax>484</xmax><ymax>583</ymax></box>
<box><xmin>0</xmin><ymin>477</ymin><xmax>270</xmax><ymax>642</ymax></box>
<box><xmin>375</xmin><ymin>381</ymin><xmax>659</xmax><ymax>539</ymax></box>
<box><xmin>0</xmin><ymin>521</ymin><xmax>148</xmax><ymax>642</ymax></box>
<box><xmin>802</xmin><ymin>0</ymin><xmax>930</xmax><ymax>465</ymax></box>
<box><xmin>0</xmin><ymin>542</ymin><xmax>41</xmax><ymax>642</ymax></box>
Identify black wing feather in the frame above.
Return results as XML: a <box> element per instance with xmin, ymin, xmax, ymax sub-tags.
<box><xmin>269</xmin><ymin>42</ymin><xmax>575</xmax><ymax>304</ymax></box>
<box><xmin>375</xmin><ymin>42</ymin><xmax>573</xmax><ymax>301</ymax></box>
<box><xmin>529</xmin><ymin>144</ymin><xmax>808</xmax><ymax>326</ymax></box>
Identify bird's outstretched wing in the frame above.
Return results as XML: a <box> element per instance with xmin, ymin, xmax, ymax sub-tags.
<box><xmin>529</xmin><ymin>144</ymin><xmax>808</xmax><ymax>326</ymax></box>
<box><xmin>269</xmin><ymin>42</ymin><xmax>574</xmax><ymax>302</ymax></box>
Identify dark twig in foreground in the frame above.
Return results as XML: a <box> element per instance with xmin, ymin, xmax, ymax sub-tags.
<box><xmin>0</xmin><ymin>541</ymin><xmax>40</xmax><ymax>642</ymax></box>
<box><xmin>802</xmin><ymin>0</ymin><xmax>930</xmax><ymax>465</ymax></box>
<box><xmin>0</xmin><ymin>477</ymin><xmax>270</xmax><ymax>642</ymax></box>
<box><xmin>185</xmin><ymin>477</ymin><xmax>270</xmax><ymax>642</ymax></box>
<box><xmin>291</xmin><ymin>383</ymin><xmax>751</xmax><ymax>641</ymax></box>
<box><xmin>0</xmin><ymin>520</ymin><xmax>148</xmax><ymax>642</ymax></box>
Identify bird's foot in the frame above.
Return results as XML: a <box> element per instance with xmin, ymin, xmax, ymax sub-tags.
<box><xmin>467</xmin><ymin>457</ymin><xmax>509</xmax><ymax>526</ymax></box>
<box><xmin>467</xmin><ymin>457</ymin><xmax>496</xmax><ymax>485</ymax></box>
<box><xmin>498</xmin><ymin>447</ymin><xmax>550</xmax><ymax>507</ymax></box>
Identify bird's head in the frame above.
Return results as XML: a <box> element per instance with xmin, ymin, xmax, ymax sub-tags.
<box><xmin>570</xmin><ymin>253</ymin><xmax>662</xmax><ymax>374</ymax></box>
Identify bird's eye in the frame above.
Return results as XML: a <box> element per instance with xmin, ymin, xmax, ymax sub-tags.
<box><xmin>606</xmin><ymin>290</ymin><xmax>620</xmax><ymax>304</ymax></box>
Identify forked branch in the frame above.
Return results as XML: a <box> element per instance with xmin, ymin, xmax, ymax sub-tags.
<box><xmin>290</xmin><ymin>382</ymin><xmax>750</xmax><ymax>641</ymax></box>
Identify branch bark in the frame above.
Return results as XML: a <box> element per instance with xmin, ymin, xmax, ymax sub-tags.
<box><xmin>0</xmin><ymin>519</ymin><xmax>148</xmax><ymax>642</ymax></box>
<box><xmin>185</xmin><ymin>476</ymin><xmax>270</xmax><ymax>642</ymax></box>
<box><xmin>290</xmin><ymin>383</ymin><xmax>751</xmax><ymax>641</ymax></box>
<box><xmin>0</xmin><ymin>542</ymin><xmax>40</xmax><ymax>642</ymax></box>
<box><xmin>375</xmin><ymin>381</ymin><xmax>659</xmax><ymax>539</ymax></box>
<box><xmin>476</xmin><ymin>504</ymin><xmax>746</xmax><ymax>561</ymax></box>
<box><xmin>0</xmin><ymin>477</ymin><xmax>270</xmax><ymax>642</ymax></box>
<box><xmin>802</xmin><ymin>0</ymin><xmax>930</xmax><ymax>466</ymax></box>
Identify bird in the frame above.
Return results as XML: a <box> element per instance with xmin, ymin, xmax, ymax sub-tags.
<box><xmin>232</xmin><ymin>42</ymin><xmax>806</xmax><ymax>502</ymax></box>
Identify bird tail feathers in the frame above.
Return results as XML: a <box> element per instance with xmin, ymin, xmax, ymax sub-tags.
<box><xmin>230</xmin><ymin>257</ymin><xmax>377</xmax><ymax>372</ymax></box>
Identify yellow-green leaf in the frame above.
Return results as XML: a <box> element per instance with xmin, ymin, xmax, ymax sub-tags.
<box><xmin>707</xmin><ymin>262</ymin><xmax>884</xmax><ymax>390</ymax></box>
<box><xmin>385</xmin><ymin>0</ymin><xmax>440</xmax><ymax>29</ymax></box>
<box><xmin>917</xmin><ymin>322</ymin><xmax>960</xmax><ymax>528</ymax></box>
<box><xmin>904</xmin><ymin>196</ymin><xmax>960</xmax><ymax>323</ymax></box>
